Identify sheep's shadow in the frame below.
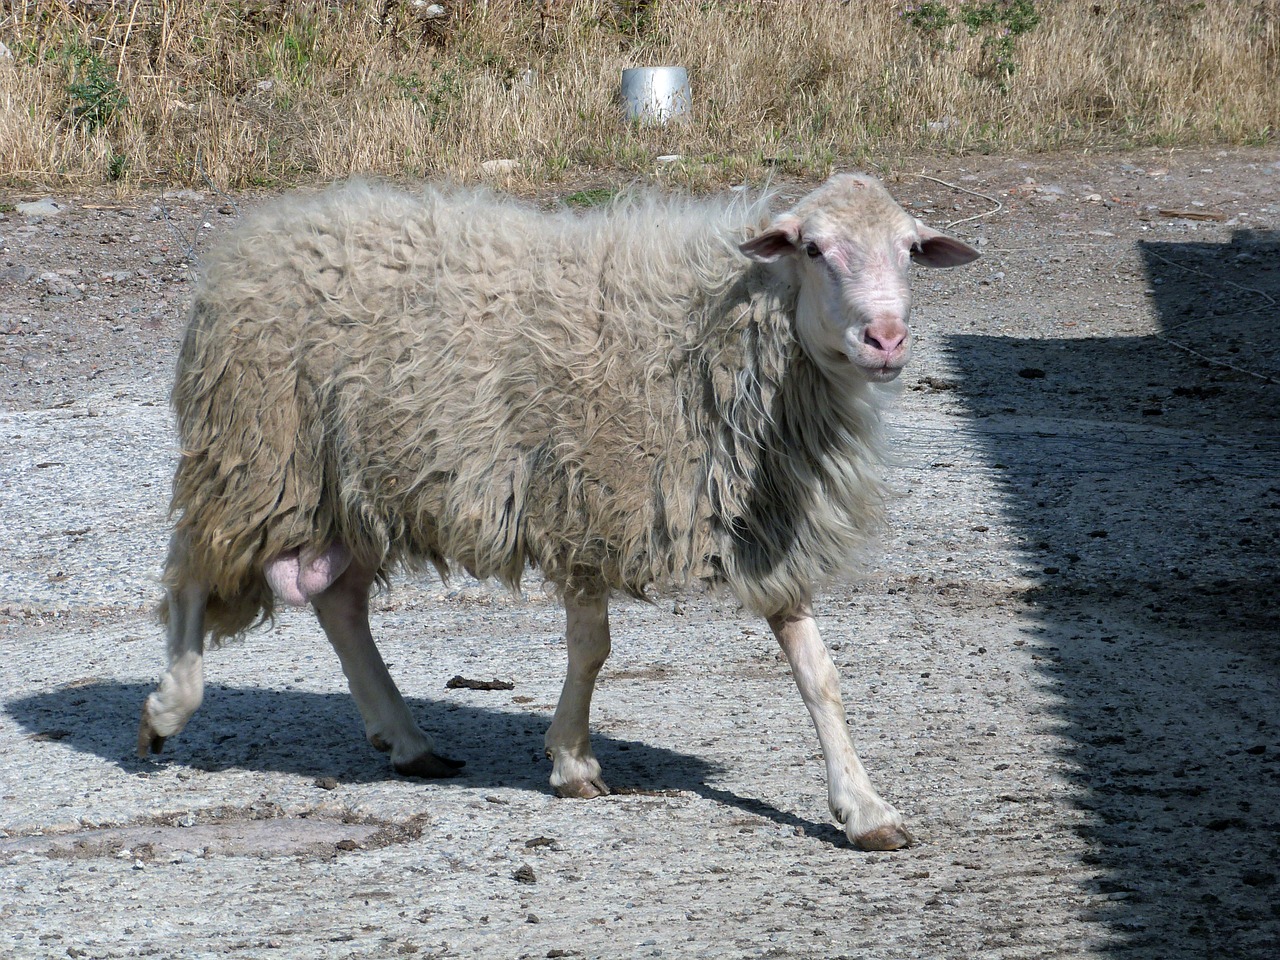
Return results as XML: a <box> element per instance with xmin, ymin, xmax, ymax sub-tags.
<box><xmin>6</xmin><ymin>680</ymin><xmax>844</xmax><ymax>844</ymax></box>
<box><xmin>943</xmin><ymin>228</ymin><xmax>1280</xmax><ymax>956</ymax></box>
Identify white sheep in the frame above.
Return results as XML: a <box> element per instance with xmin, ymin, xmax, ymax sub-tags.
<box><xmin>137</xmin><ymin>174</ymin><xmax>977</xmax><ymax>850</ymax></box>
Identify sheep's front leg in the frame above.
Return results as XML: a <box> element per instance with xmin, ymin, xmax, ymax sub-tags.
<box><xmin>545</xmin><ymin>592</ymin><xmax>611</xmax><ymax>799</ymax></box>
<box><xmin>768</xmin><ymin>603</ymin><xmax>913</xmax><ymax>851</ymax></box>
<box><xmin>311</xmin><ymin>560</ymin><xmax>463</xmax><ymax>778</ymax></box>
<box><xmin>137</xmin><ymin>577</ymin><xmax>208</xmax><ymax>756</ymax></box>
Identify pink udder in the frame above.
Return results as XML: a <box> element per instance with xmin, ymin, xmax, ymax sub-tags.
<box><xmin>265</xmin><ymin>543</ymin><xmax>352</xmax><ymax>606</ymax></box>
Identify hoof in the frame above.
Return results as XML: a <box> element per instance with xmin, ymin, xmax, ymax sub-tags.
<box><xmin>852</xmin><ymin>824</ymin><xmax>915</xmax><ymax>851</ymax></box>
<box><xmin>394</xmin><ymin>752</ymin><xmax>466</xmax><ymax>779</ymax></box>
<box><xmin>554</xmin><ymin>777</ymin><xmax>610</xmax><ymax>800</ymax></box>
<box><xmin>137</xmin><ymin>704</ymin><xmax>166</xmax><ymax>757</ymax></box>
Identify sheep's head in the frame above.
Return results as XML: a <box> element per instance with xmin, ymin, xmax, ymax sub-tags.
<box><xmin>740</xmin><ymin>173</ymin><xmax>979</xmax><ymax>383</ymax></box>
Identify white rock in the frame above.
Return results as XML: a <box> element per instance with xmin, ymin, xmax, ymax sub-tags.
<box><xmin>656</xmin><ymin>155</ymin><xmax>683</xmax><ymax>164</ymax></box>
<box><xmin>16</xmin><ymin>199</ymin><xmax>63</xmax><ymax>218</ymax></box>
<box><xmin>480</xmin><ymin>158</ymin><xmax>519</xmax><ymax>176</ymax></box>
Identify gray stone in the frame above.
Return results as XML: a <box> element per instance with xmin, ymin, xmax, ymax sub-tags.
<box><xmin>38</xmin><ymin>272</ymin><xmax>82</xmax><ymax>298</ymax></box>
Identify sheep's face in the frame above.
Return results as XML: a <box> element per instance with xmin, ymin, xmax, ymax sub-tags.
<box><xmin>740</xmin><ymin>174</ymin><xmax>979</xmax><ymax>384</ymax></box>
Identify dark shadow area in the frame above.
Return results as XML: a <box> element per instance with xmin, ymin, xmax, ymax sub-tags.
<box><xmin>6</xmin><ymin>680</ymin><xmax>845</xmax><ymax>845</ymax></box>
<box><xmin>947</xmin><ymin>230</ymin><xmax>1280</xmax><ymax>956</ymax></box>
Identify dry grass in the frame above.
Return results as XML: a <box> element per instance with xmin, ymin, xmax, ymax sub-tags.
<box><xmin>0</xmin><ymin>0</ymin><xmax>1276</xmax><ymax>190</ymax></box>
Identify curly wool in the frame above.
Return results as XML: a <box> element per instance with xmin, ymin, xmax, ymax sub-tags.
<box><xmin>166</xmin><ymin>180</ymin><xmax>888</xmax><ymax>640</ymax></box>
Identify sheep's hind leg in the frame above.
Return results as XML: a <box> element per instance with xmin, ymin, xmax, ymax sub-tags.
<box><xmin>545</xmin><ymin>592</ymin><xmax>612</xmax><ymax>799</ymax></box>
<box><xmin>311</xmin><ymin>558</ymin><xmax>463</xmax><ymax>778</ymax></box>
<box><xmin>768</xmin><ymin>602</ymin><xmax>913</xmax><ymax>851</ymax></box>
<box><xmin>138</xmin><ymin>539</ymin><xmax>208</xmax><ymax>756</ymax></box>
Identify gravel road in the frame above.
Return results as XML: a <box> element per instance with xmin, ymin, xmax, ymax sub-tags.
<box><xmin>2</xmin><ymin>147</ymin><xmax>1278</xmax><ymax>959</ymax></box>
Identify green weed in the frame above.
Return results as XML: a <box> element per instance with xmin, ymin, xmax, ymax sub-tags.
<box><xmin>900</xmin><ymin>0</ymin><xmax>1041</xmax><ymax>81</ymax></box>
<box><xmin>564</xmin><ymin>187</ymin><xmax>617</xmax><ymax>207</ymax></box>
<box><xmin>66</xmin><ymin>58</ymin><xmax>128</xmax><ymax>130</ymax></box>
<box><xmin>390</xmin><ymin>67</ymin><xmax>465</xmax><ymax>130</ymax></box>
<box><xmin>107</xmin><ymin>151</ymin><xmax>129</xmax><ymax>181</ymax></box>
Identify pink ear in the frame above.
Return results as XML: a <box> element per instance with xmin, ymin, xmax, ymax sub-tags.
<box><xmin>911</xmin><ymin>222</ymin><xmax>980</xmax><ymax>267</ymax></box>
<box><xmin>740</xmin><ymin>217</ymin><xmax>801</xmax><ymax>262</ymax></box>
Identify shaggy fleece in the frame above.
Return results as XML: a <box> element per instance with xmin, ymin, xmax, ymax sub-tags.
<box><xmin>167</xmin><ymin>180</ymin><xmax>888</xmax><ymax>640</ymax></box>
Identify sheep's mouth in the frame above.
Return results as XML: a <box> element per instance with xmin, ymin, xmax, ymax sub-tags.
<box><xmin>820</xmin><ymin>347</ymin><xmax>907</xmax><ymax>382</ymax></box>
<box><xmin>861</xmin><ymin>365</ymin><xmax>904</xmax><ymax>383</ymax></box>
<box><xmin>843</xmin><ymin>349</ymin><xmax>908</xmax><ymax>382</ymax></box>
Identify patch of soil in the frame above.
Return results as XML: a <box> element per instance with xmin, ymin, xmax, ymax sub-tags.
<box><xmin>0</xmin><ymin>804</ymin><xmax>432</xmax><ymax>861</ymax></box>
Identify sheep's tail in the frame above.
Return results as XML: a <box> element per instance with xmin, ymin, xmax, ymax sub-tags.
<box><xmin>163</xmin><ymin>299</ymin><xmax>327</xmax><ymax>643</ymax></box>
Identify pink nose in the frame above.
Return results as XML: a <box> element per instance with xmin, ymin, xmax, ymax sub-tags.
<box><xmin>863</xmin><ymin>318</ymin><xmax>908</xmax><ymax>357</ymax></box>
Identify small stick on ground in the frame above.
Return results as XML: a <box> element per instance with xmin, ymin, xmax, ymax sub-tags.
<box><xmin>907</xmin><ymin>174</ymin><xmax>1005</xmax><ymax>228</ymax></box>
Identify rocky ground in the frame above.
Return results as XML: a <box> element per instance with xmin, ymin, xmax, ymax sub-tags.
<box><xmin>1</xmin><ymin>146</ymin><xmax>1278</xmax><ymax>959</ymax></box>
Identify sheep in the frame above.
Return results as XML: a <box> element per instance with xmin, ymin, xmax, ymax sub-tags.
<box><xmin>137</xmin><ymin>173</ymin><xmax>978</xmax><ymax>851</ymax></box>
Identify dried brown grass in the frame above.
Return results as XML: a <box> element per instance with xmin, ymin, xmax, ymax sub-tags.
<box><xmin>0</xmin><ymin>0</ymin><xmax>1275</xmax><ymax>190</ymax></box>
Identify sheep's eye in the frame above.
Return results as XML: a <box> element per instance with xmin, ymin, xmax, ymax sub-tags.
<box><xmin>804</xmin><ymin>241</ymin><xmax>823</xmax><ymax>258</ymax></box>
